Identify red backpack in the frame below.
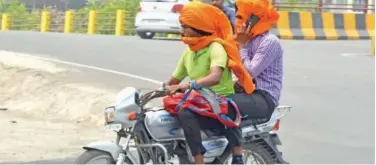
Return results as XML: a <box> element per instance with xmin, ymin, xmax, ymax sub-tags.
<box><xmin>162</xmin><ymin>84</ymin><xmax>242</xmax><ymax>128</ymax></box>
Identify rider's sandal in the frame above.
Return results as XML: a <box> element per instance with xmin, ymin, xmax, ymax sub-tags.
<box><xmin>231</xmin><ymin>154</ymin><xmax>244</xmax><ymax>164</ymax></box>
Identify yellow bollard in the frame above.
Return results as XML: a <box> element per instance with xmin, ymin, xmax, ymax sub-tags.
<box><xmin>64</xmin><ymin>10</ymin><xmax>74</xmax><ymax>33</ymax></box>
<box><xmin>1</xmin><ymin>14</ymin><xmax>10</xmax><ymax>31</ymax></box>
<box><xmin>167</xmin><ymin>34</ymin><xmax>180</xmax><ymax>39</ymax></box>
<box><xmin>88</xmin><ymin>10</ymin><xmax>96</xmax><ymax>34</ymax></box>
<box><xmin>115</xmin><ymin>10</ymin><xmax>125</xmax><ymax>36</ymax></box>
<box><xmin>40</xmin><ymin>11</ymin><xmax>51</xmax><ymax>32</ymax></box>
<box><xmin>372</xmin><ymin>36</ymin><xmax>375</xmax><ymax>56</ymax></box>
<box><xmin>167</xmin><ymin>34</ymin><xmax>175</xmax><ymax>38</ymax></box>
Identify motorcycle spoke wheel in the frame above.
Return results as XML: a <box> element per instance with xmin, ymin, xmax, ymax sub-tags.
<box><xmin>224</xmin><ymin>150</ymin><xmax>266</xmax><ymax>165</ymax></box>
<box><xmin>244</xmin><ymin>150</ymin><xmax>266</xmax><ymax>164</ymax></box>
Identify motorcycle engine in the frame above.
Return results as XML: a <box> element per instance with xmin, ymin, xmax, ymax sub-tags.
<box><xmin>154</xmin><ymin>141</ymin><xmax>178</xmax><ymax>163</ymax></box>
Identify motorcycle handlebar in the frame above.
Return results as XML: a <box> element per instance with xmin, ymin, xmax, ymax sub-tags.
<box><xmin>139</xmin><ymin>86</ymin><xmax>168</xmax><ymax>106</ymax></box>
<box><xmin>139</xmin><ymin>83</ymin><xmax>186</xmax><ymax>107</ymax></box>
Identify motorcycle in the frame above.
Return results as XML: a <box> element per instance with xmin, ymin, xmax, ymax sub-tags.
<box><xmin>76</xmin><ymin>85</ymin><xmax>291</xmax><ymax>164</ymax></box>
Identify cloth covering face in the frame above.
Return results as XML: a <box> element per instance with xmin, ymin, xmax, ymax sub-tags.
<box><xmin>179</xmin><ymin>1</ymin><xmax>255</xmax><ymax>94</ymax></box>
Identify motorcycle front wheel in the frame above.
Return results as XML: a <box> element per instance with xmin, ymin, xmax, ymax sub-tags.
<box><xmin>76</xmin><ymin>149</ymin><xmax>133</xmax><ymax>164</ymax></box>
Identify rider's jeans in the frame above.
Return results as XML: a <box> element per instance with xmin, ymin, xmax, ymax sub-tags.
<box><xmin>177</xmin><ymin>109</ymin><xmax>242</xmax><ymax>156</ymax></box>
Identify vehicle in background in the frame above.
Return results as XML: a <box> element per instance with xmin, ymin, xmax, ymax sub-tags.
<box><xmin>134</xmin><ymin>0</ymin><xmax>191</xmax><ymax>39</ymax></box>
<box><xmin>134</xmin><ymin>0</ymin><xmax>235</xmax><ymax>39</ymax></box>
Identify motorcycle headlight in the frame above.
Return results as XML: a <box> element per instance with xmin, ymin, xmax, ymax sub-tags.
<box><xmin>104</xmin><ymin>106</ymin><xmax>116</xmax><ymax>124</ymax></box>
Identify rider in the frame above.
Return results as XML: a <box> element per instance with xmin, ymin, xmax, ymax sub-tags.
<box><xmin>164</xmin><ymin>1</ymin><xmax>255</xmax><ymax>164</ymax></box>
<box><xmin>230</xmin><ymin>0</ymin><xmax>283</xmax><ymax>158</ymax></box>
<box><xmin>211</xmin><ymin>0</ymin><xmax>236</xmax><ymax>31</ymax></box>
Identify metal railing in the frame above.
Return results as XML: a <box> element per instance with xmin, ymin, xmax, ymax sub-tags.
<box><xmin>0</xmin><ymin>2</ymin><xmax>374</xmax><ymax>35</ymax></box>
<box><xmin>49</xmin><ymin>11</ymin><xmax>65</xmax><ymax>33</ymax></box>
<box><xmin>272</xmin><ymin>2</ymin><xmax>375</xmax><ymax>13</ymax></box>
<box><xmin>9</xmin><ymin>12</ymin><xmax>41</xmax><ymax>31</ymax></box>
<box><xmin>0</xmin><ymin>9</ymin><xmax>137</xmax><ymax>35</ymax></box>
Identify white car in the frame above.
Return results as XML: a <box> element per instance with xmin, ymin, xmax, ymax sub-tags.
<box><xmin>134</xmin><ymin>0</ymin><xmax>235</xmax><ymax>39</ymax></box>
<box><xmin>134</xmin><ymin>0</ymin><xmax>191</xmax><ymax>39</ymax></box>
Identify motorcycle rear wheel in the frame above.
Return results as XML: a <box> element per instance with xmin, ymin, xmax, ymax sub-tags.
<box><xmin>242</xmin><ymin>142</ymin><xmax>277</xmax><ymax>164</ymax></box>
<box><xmin>224</xmin><ymin>142</ymin><xmax>277</xmax><ymax>164</ymax></box>
<box><xmin>76</xmin><ymin>149</ymin><xmax>133</xmax><ymax>164</ymax></box>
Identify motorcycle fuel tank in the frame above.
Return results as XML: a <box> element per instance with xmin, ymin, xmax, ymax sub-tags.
<box><xmin>144</xmin><ymin>109</ymin><xmax>229</xmax><ymax>163</ymax></box>
<box><xmin>144</xmin><ymin>110</ymin><xmax>185</xmax><ymax>141</ymax></box>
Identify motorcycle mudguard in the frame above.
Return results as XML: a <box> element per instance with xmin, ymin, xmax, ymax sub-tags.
<box><xmin>270</xmin><ymin>133</ymin><xmax>282</xmax><ymax>145</ymax></box>
<box><xmin>83</xmin><ymin>141</ymin><xmax>138</xmax><ymax>164</ymax></box>
<box><xmin>261</xmin><ymin>134</ymin><xmax>289</xmax><ymax>164</ymax></box>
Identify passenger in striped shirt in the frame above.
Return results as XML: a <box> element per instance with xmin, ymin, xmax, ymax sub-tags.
<box><xmin>229</xmin><ymin>0</ymin><xmax>283</xmax><ymax>164</ymax></box>
<box><xmin>233</xmin><ymin>29</ymin><xmax>283</xmax><ymax>107</ymax></box>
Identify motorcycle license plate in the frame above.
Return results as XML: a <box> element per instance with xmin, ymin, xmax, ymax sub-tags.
<box><xmin>105</xmin><ymin>123</ymin><xmax>122</xmax><ymax>132</ymax></box>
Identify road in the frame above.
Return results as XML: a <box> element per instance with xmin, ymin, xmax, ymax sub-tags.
<box><xmin>0</xmin><ymin>31</ymin><xmax>374</xmax><ymax>164</ymax></box>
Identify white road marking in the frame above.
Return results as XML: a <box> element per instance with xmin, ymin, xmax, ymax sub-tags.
<box><xmin>0</xmin><ymin>50</ymin><xmax>163</xmax><ymax>84</ymax></box>
<box><xmin>340</xmin><ymin>53</ymin><xmax>372</xmax><ymax>57</ymax></box>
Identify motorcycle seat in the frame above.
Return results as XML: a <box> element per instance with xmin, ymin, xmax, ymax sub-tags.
<box><xmin>239</xmin><ymin>117</ymin><xmax>269</xmax><ymax>127</ymax></box>
<box><xmin>201</xmin><ymin>105</ymin><xmax>292</xmax><ymax>138</ymax></box>
<box><xmin>201</xmin><ymin>117</ymin><xmax>269</xmax><ymax>138</ymax></box>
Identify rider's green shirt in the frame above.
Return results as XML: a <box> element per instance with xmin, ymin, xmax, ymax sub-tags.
<box><xmin>172</xmin><ymin>42</ymin><xmax>235</xmax><ymax>96</ymax></box>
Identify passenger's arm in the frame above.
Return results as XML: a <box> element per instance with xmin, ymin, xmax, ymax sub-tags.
<box><xmin>240</xmin><ymin>38</ymin><xmax>282</xmax><ymax>77</ymax></box>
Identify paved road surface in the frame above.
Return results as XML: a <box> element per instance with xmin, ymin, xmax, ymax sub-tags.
<box><xmin>0</xmin><ymin>31</ymin><xmax>374</xmax><ymax>164</ymax></box>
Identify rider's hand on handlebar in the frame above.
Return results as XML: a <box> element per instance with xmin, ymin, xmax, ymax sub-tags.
<box><xmin>167</xmin><ymin>85</ymin><xmax>179</xmax><ymax>96</ymax></box>
<box><xmin>167</xmin><ymin>83</ymin><xmax>189</xmax><ymax>96</ymax></box>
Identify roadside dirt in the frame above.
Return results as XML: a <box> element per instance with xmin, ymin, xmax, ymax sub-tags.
<box><xmin>0</xmin><ymin>52</ymin><xmax>117</xmax><ymax>162</ymax></box>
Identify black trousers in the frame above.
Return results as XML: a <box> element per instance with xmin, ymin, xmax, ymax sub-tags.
<box><xmin>231</xmin><ymin>90</ymin><xmax>276</xmax><ymax>119</ymax></box>
<box><xmin>177</xmin><ymin>90</ymin><xmax>276</xmax><ymax>156</ymax></box>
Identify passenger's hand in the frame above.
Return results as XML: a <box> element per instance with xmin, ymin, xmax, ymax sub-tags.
<box><xmin>234</xmin><ymin>23</ymin><xmax>251</xmax><ymax>48</ymax></box>
<box><xmin>234</xmin><ymin>81</ymin><xmax>244</xmax><ymax>90</ymax></box>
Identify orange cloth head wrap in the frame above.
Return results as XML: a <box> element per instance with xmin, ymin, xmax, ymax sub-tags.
<box><xmin>235</xmin><ymin>0</ymin><xmax>279</xmax><ymax>39</ymax></box>
<box><xmin>179</xmin><ymin>1</ymin><xmax>255</xmax><ymax>94</ymax></box>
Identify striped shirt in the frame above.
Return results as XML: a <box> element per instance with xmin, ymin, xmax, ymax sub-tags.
<box><xmin>233</xmin><ymin>31</ymin><xmax>284</xmax><ymax>105</ymax></box>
